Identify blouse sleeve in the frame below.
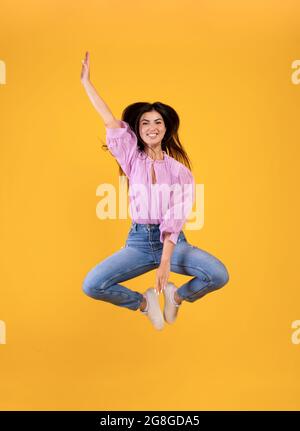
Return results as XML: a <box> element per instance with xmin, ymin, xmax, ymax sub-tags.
<box><xmin>159</xmin><ymin>165</ymin><xmax>195</xmax><ymax>245</ymax></box>
<box><xmin>105</xmin><ymin>120</ymin><xmax>138</xmax><ymax>178</ymax></box>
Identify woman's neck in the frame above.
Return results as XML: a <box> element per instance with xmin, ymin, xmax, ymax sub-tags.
<box><xmin>145</xmin><ymin>146</ymin><xmax>164</xmax><ymax>161</ymax></box>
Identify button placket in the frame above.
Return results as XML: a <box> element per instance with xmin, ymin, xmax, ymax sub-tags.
<box><xmin>151</xmin><ymin>162</ymin><xmax>157</xmax><ymax>184</ymax></box>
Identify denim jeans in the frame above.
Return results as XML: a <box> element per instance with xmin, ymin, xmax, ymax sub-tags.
<box><xmin>82</xmin><ymin>223</ymin><xmax>229</xmax><ymax>311</ymax></box>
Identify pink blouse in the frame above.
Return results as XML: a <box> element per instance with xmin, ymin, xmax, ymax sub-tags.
<box><xmin>105</xmin><ymin>120</ymin><xmax>195</xmax><ymax>245</ymax></box>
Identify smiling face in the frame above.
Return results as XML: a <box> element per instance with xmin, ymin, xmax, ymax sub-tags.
<box><xmin>139</xmin><ymin>110</ymin><xmax>167</xmax><ymax>148</ymax></box>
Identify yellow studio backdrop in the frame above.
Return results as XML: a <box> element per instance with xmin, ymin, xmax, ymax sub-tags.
<box><xmin>0</xmin><ymin>0</ymin><xmax>299</xmax><ymax>411</ymax></box>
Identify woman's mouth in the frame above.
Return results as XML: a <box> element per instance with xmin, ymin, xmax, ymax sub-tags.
<box><xmin>147</xmin><ymin>133</ymin><xmax>158</xmax><ymax>139</ymax></box>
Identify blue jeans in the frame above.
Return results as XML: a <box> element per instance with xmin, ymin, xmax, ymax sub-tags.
<box><xmin>82</xmin><ymin>223</ymin><xmax>229</xmax><ymax>311</ymax></box>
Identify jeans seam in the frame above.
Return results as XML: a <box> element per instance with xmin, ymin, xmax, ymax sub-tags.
<box><xmin>170</xmin><ymin>264</ymin><xmax>212</xmax><ymax>282</ymax></box>
<box><xmin>186</xmin><ymin>280</ymin><xmax>214</xmax><ymax>298</ymax></box>
<box><xmin>102</xmin><ymin>263</ymin><xmax>156</xmax><ymax>289</ymax></box>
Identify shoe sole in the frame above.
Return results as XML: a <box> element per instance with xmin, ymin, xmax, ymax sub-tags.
<box><xmin>145</xmin><ymin>288</ymin><xmax>164</xmax><ymax>330</ymax></box>
<box><xmin>163</xmin><ymin>283</ymin><xmax>179</xmax><ymax>324</ymax></box>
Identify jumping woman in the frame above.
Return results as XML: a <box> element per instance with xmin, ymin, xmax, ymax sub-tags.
<box><xmin>80</xmin><ymin>51</ymin><xmax>229</xmax><ymax>330</ymax></box>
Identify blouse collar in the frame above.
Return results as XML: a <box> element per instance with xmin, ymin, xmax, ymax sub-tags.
<box><xmin>145</xmin><ymin>150</ymin><xmax>167</xmax><ymax>163</ymax></box>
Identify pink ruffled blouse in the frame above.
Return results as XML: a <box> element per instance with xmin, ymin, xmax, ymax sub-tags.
<box><xmin>105</xmin><ymin>120</ymin><xmax>195</xmax><ymax>245</ymax></box>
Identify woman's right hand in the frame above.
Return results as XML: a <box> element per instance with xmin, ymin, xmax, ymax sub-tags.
<box><xmin>80</xmin><ymin>52</ymin><xmax>115</xmax><ymax>123</ymax></box>
<box><xmin>80</xmin><ymin>51</ymin><xmax>90</xmax><ymax>85</ymax></box>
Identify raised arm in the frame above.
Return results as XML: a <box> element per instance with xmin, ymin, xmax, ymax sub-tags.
<box><xmin>80</xmin><ymin>51</ymin><xmax>119</xmax><ymax>128</ymax></box>
<box><xmin>80</xmin><ymin>51</ymin><xmax>138</xmax><ymax>176</ymax></box>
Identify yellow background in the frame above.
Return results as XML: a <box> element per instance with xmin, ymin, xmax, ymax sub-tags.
<box><xmin>1</xmin><ymin>0</ymin><xmax>300</xmax><ymax>410</ymax></box>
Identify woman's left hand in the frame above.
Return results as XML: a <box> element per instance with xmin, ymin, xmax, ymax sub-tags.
<box><xmin>155</xmin><ymin>260</ymin><xmax>170</xmax><ymax>294</ymax></box>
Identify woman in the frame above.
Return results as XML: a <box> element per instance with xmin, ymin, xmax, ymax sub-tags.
<box><xmin>80</xmin><ymin>51</ymin><xmax>229</xmax><ymax>330</ymax></box>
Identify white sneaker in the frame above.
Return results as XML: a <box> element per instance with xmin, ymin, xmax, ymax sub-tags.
<box><xmin>140</xmin><ymin>288</ymin><xmax>164</xmax><ymax>330</ymax></box>
<box><xmin>163</xmin><ymin>282</ymin><xmax>181</xmax><ymax>324</ymax></box>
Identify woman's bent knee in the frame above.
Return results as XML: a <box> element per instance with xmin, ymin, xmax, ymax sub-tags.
<box><xmin>211</xmin><ymin>260</ymin><xmax>230</xmax><ymax>288</ymax></box>
<box><xmin>82</xmin><ymin>279</ymin><xmax>94</xmax><ymax>298</ymax></box>
<box><xmin>82</xmin><ymin>275</ymin><xmax>103</xmax><ymax>299</ymax></box>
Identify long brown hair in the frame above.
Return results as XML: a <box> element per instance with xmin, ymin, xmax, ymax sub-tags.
<box><xmin>100</xmin><ymin>101</ymin><xmax>192</xmax><ymax>181</ymax></box>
